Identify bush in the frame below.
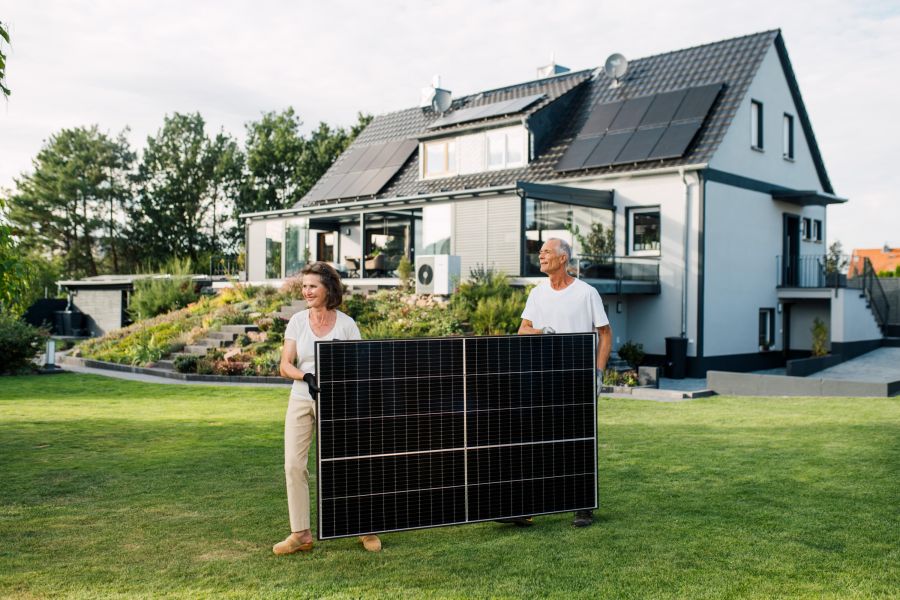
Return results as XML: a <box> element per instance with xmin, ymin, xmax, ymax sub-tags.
<box><xmin>603</xmin><ymin>369</ymin><xmax>638</xmax><ymax>387</ymax></box>
<box><xmin>173</xmin><ymin>355</ymin><xmax>199</xmax><ymax>374</ymax></box>
<box><xmin>214</xmin><ymin>360</ymin><xmax>246</xmax><ymax>376</ymax></box>
<box><xmin>618</xmin><ymin>340</ymin><xmax>645</xmax><ymax>370</ymax></box>
<box><xmin>0</xmin><ymin>314</ymin><xmax>48</xmax><ymax>374</ymax></box>
<box><xmin>196</xmin><ymin>358</ymin><xmax>215</xmax><ymax>375</ymax></box>
<box><xmin>470</xmin><ymin>293</ymin><xmax>527</xmax><ymax>335</ymax></box>
<box><xmin>129</xmin><ymin>276</ymin><xmax>199</xmax><ymax>321</ymax></box>
<box><xmin>811</xmin><ymin>317</ymin><xmax>829</xmax><ymax>357</ymax></box>
<box><xmin>450</xmin><ymin>266</ymin><xmax>515</xmax><ymax>317</ymax></box>
<box><xmin>251</xmin><ymin>349</ymin><xmax>281</xmax><ymax>376</ymax></box>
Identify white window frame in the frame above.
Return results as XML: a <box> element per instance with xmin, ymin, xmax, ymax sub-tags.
<box><xmin>802</xmin><ymin>217</ymin><xmax>812</xmax><ymax>241</ymax></box>
<box><xmin>750</xmin><ymin>99</ymin><xmax>764</xmax><ymax>151</ymax></box>
<box><xmin>628</xmin><ymin>206</ymin><xmax>661</xmax><ymax>257</ymax></box>
<box><xmin>486</xmin><ymin>126</ymin><xmax>527</xmax><ymax>171</ymax></box>
<box><xmin>813</xmin><ymin>219</ymin><xmax>823</xmax><ymax>243</ymax></box>
<box><xmin>422</xmin><ymin>139</ymin><xmax>458</xmax><ymax>179</ymax></box>
<box><xmin>759</xmin><ymin>308</ymin><xmax>775</xmax><ymax>350</ymax></box>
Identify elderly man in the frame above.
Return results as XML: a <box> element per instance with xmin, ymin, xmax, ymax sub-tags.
<box><xmin>519</xmin><ymin>237</ymin><xmax>612</xmax><ymax>528</ymax></box>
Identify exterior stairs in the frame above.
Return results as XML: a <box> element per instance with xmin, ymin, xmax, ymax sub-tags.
<box><xmin>276</xmin><ymin>300</ymin><xmax>308</xmax><ymax>321</ymax></box>
<box><xmin>169</xmin><ymin>324</ymin><xmax>260</xmax><ymax>360</ymax></box>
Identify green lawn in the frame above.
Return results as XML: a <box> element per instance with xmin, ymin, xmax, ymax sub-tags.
<box><xmin>1</xmin><ymin>374</ymin><xmax>897</xmax><ymax>599</ymax></box>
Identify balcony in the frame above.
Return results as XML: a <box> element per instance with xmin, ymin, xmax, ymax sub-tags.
<box><xmin>575</xmin><ymin>254</ymin><xmax>660</xmax><ymax>295</ymax></box>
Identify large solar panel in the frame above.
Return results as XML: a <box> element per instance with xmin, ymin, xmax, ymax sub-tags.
<box><xmin>556</xmin><ymin>83</ymin><xmax>723</xmax><ymax>172</ymax></box>
<box><xmin>428</xmin><ymin>94</ymin><xmax>545</xmax><ymax>129</ymax></box>
<box><xmin>316</xmin><ymin>333</ymin><xmax>597</xmax><ymax>539</ymax></box>
<box><xmin>304</xmin><ymin>139</ymin><xmax>417</xmax><ymax>203</ymax></box>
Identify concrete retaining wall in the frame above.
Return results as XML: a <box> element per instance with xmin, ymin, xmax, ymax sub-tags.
<box><xmin>61</xmin><ymin>355</ymin><xmax>291</xmax><ymax>385</ymax></box>
<box><xmin>708</xmin><ymin>370</ymin><xmax>900</xmax><ymax>397</ymax></box>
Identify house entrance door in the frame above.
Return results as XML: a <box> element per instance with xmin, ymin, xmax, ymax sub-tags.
<box><xmin>783</xmin><ymin>214</ymin><xmax>801</xmax><ymax>286</ymax></box>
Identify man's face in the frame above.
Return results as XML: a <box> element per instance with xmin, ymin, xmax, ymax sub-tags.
<box><xmin>538</xmin><ymin>240</ymin><xmax>567</xmax><ymax>275</ymax></box>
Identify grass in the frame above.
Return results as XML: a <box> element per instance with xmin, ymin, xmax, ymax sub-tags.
<box><xmin>1</xmin><ymin>374</ymin><xmax>898</xmax><ymax>599</ymax></box>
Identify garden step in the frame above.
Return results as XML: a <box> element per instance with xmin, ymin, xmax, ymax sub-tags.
<box><xmin>196</xmin><ymin>338</ymin><xmax>227</xmax><ymax>347</ymax></box>
<box><xmin>207</xmin><ymin>331</ymin><xmax>238</xmax><ymax>341</ymax></box>
<box><xmin>183</xmin><ymin>345</ymin><xmax>216</xmax><ymax>355</ymax></box>
<box><xmin>155</xmin><ymin>359</ymin><xmax>175</xmax><ymax>370</ymax></box>
<box><xmin>220</xmin><ymin>324</ymin><xmax>260</xmax><ymax>334</ymax></box>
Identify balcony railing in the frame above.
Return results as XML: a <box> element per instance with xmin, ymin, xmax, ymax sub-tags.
<box><xmin>574</xmin><ymin>254</ymin><xmax>660</xmax><ymax>295</ymax></box>
<box><xmin>777</xmin><ymin>254</ymin><xmax>890</xmax><ymax>329</ymax></box>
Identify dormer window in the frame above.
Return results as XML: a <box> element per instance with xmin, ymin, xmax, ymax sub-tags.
<box><xmin>486</xmin><ymin>127</ymin><xmax>526</xmax><ymax>170</ymax></box>
<box><xmin>423</xmin><ymin>140</ymin><xmax>457</xmax><ymax>177</ymax></box>
<box><xmin>420</xmin><ymin>125</ymin><xmax>528</xmax><ymax>180</ymax></box>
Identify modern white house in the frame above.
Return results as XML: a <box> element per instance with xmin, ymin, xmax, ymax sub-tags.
<box><xmin>240</xmin><ymin>30</ymin><xmax>889</xmax><ymax>376</ymax></box>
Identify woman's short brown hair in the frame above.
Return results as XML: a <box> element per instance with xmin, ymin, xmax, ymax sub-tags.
<box><xmin>300</xmin><ymin>261</ymin><xmax>344</xmax><ymax>310</ymax></box>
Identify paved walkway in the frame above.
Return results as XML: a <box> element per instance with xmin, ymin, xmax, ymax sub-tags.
<box><xmin>813</xmin><ymin>347</ymin><xmax>900</xmax><ymax>383</ymax></box>
<box><xmin>61</xmin><ymin>364</ymin><xmax>290</xmax><ymax>387</ymax></box>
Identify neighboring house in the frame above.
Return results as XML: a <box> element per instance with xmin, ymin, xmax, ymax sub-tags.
<box><xmin>850</xmin><ymin>246</ymin><xmax>900</xmax><ymax>277</ymax></box>
<box><xmin>241</xmin><ymin>30</ymin><xmax>889</xmax><ymax>376</ymax></box>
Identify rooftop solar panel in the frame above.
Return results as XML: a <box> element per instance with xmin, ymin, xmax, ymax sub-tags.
<box><xmin>316</xmin><ymin>333</ymin><xmax>597</xmax><ymax>539</ymax></box>
<box><xmin>639</xmin><ymin>89</ymin><xmax>688</xmax><ymax>127</ymax></box>
<box><xmin>429</xmin><ymin>94</ymin><xmax>545</xmax><ymax>129</ymax></box>
<box><xmin>578</xmin><ymin>100</ymin><xmax>624</xmax><ymax>137</ymax></box>
<box><xmin>614</xmin><ymin>126</ymin><xmax>667</xmax><ymax>164</ymax></box>
<box><xmin>647</xmin><ymin>121</ymin><xmax>703</xmax><ymax>160</ymax></box>
<box><xmin>312</xmin><ymin>139</ymin><xmax>418</xmax><ymax>201</ymax></box>
<box><xmin>672</xmin><ymin>83</ymin><xmax>723</xmax><ymax>122</ymax></box>
<box><xmin>581</xmin><ymin>131</ymin><xmax>633</xmax><ymax>169</ymax></box>
<box><xmin>555</xmin><ymin>136</ymin><xmax>602</xmax><ymax>172</ymax></box>
<box><xmin>607</xmin><ymin>96</ymin><xmax>655</xmax><ymax>132</ymax></box>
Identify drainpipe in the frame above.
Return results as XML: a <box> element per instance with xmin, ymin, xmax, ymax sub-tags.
<box><xmin>679</xmin><ymin>168</ymin><xmax>694</xmax><ymax>339</ymax></box>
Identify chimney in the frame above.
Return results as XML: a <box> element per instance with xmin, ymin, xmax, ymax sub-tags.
<box><xmin>537</xmin><ymin>54</ymin><xmax>570</xmax><ymax>79</ymax></box>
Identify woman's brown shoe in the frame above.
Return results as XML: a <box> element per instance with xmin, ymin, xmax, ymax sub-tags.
<box><xmin>273</xmin><ymin>534</ymin><xmax>313</xmax><ymax>555</ymax></box>
<box><xmin>359</xmin><ymin>535</ymin><xmax>382</xmax><ymax>552</ymax></box>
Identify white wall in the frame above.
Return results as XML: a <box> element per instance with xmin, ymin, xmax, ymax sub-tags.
<box><xmin>571</xmin><ymin>173</ymin><xmax>700</xmax><ymax>357</ymax></box>
<box><xmin>246</xmin><ymin>220</ymin><xmax>267</xmax><ymax>281</ymax></box>
<box><xmin>789</xmin><ymin>301</ymin><xmax>830</xmax><ymax>352</ymax></box>
<box><xmin>711</xmin><ymin>43</ymin><xmax>824</xmax><ymax>192</ymax></box>
<box><xmin>831</xmin><ymin>288</ymin><xmax>882</xmax><ymax>343</ymax></box>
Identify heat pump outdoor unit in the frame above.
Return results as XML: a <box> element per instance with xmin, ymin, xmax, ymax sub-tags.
<box><xmin>415</xmin><ymin>255</ymin><xmax>461</xmax><ymax>295</ymax></box>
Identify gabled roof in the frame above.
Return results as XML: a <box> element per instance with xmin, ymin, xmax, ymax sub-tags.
<box><xmin>298</xmin><ymin>29</ymin><xmax>832</xmax><ymax>208</ymax></box>
<box><xmin>851</xmin><ymin>248</ymin><xmax>900</xmax><ymax>275</ymax></box>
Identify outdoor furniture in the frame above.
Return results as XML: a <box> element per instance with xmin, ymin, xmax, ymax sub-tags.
<box><xmin>364</xmin><ymin>254</ymin><xmax>387</xmax><ymax>275</ymax></box>
<box><xmin>343</xmin><ymin>257</ymin><xmax>360</xmax><ymax>277</ymax></box>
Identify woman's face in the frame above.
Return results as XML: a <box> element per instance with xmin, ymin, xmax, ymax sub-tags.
<box><xmin>302</xmin><ymin>274</ymin><xmax>328</xmax><ymax>309</ymax></box>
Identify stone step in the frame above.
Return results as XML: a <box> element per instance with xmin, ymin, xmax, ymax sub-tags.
<box><xmin>155</xmin><ymin>359</ymin><xmax>175</xmax><ymax>370</ymax></box>
<box><xmin>207</xmin><ymin>331</ymin><xmax>238</xmax><ymax>341</ymax></box>
<box><xmin>220</xmin><ymin>324</ymin><xmax>260</xmax><ymax>334</ymax></box>
<box><xmin>183</xmin><ymin>345</ymin><xmax>216</xmax><ymax>355</ymax></box>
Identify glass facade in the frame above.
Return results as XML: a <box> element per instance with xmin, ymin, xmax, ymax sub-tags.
<box><xmin>523</xmin><ymin>198</ymin><xmax>614</xmax><ymax>276</ymax></box>
<box><xmin>265</xmin><ymin>221</ymin><xmax>284</xmax><ymax>279</ymax></box>
<box><xmin>421</xmin><ymin>204</ymin><xmax>452</xmax><ymax>255</ymax></box>
<box><xmin>284</xmin><ymin>218</ymin><xmax>309</xmax><ymax>277</ymax></box>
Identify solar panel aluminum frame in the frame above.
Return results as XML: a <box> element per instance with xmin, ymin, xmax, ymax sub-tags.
<box><xmin>314</xmin><ymin>333</ymin><xmax>599</xmax><ymax>540</ymax></box>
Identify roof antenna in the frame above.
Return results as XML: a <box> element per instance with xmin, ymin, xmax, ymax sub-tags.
<box><xmin>604</xmin><ymin>53</ymin><xmax>628</xmax><ymax>88</ymax></box>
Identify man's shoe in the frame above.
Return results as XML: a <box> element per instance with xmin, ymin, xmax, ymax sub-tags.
<box><xmin>495</xmin><ymin>516</ymin><xmax>534</xmax><ymax>527</ymax></box>
<box><xmin>359</xmin><ymin>534</ymin><xmax>382</xmax><ymax>552</ymax></box>
<box><xmin>273</xmin><ymin>534</ymin><xmax>313</xmax><ymax>555</ymax></box>
<box><xmin>572</xmin><ymin>510</ymin><xmax>594</xmax><ymax>528</ymax></box>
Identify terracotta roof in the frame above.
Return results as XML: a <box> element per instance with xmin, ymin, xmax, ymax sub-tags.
<box><xmin>851</xmin><ymin>248</ymin><xmax>900</xmax><ymax>275</ymax></box>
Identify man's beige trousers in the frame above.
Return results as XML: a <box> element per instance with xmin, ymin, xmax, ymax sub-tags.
<box><xmin>284</xmin><ymin>397</ymin><xmax>316</xmax><ymax>532</ymax></box>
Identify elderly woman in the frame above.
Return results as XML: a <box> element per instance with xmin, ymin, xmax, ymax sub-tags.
<box><xmin>273</xmin><ymin>261</ymin><xmax>382</xmax><ymax>554</ymax></box>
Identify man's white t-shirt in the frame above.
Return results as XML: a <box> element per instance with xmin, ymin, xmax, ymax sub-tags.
<box><xmin>521</xmin><ymin>278</ymin><xmax>609</xmax><ymax>334</ymax></box>
<box><xmin>284</xmin><ymin>309</ymin><xmax>361</xmax><ymax>400</ymax></box>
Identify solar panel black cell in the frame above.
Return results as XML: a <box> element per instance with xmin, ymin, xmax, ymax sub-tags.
<box><xmin>555</xmin><ymin>136</ymin><xmax>602</xmax><ymax>171</ymax></box>
<box><xmin>647</xmin><ymin>121</ymin><xmax>703</xmax><ymax>160</ymax></box>
<box><xmin>579</xmin><ymin>100</ymin><xmax>625</xmax><ymax>137</ymax></box>
<box><xmin>615</xmin><ymin>126</ymin><xmax>668</xmax><ymax>164</ymax></box>
<box><xmin>672</xmin><ymin>83</ymin><xmax>723</xmax><ymax>122</ymax></box>
<box><xmin>608</xmin><ymin>95</ymin><xmax>655</xmax><ymax>132</ymax></box>
<box><xmin>428</xmin><ymin>94</ymin><xmax>544</xmax><ymax>128</ymax></box>
<box><xmin>582</xmin><ymin>131</ymin><xmax>633</xmax><ymax>168</ymax></box>
<box><xmin>639</xmin><ymin>89</ymin><xmax>689</xmax><ymax>127</ymax></box>
<box><xmin>316</xmin><ymin>334</ymin><xmax>597</xmax><ymax>539</ymax></box>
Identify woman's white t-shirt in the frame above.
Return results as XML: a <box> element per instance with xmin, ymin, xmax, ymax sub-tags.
<box><xmin>521</xmin><ymin>278</ymin><xmax>609</xmax><ymax>333</ymax></box>
<box><xmin>284</xmin><ymin>309</ymin><xmax>361</xmax><ymax>400</ymax></box>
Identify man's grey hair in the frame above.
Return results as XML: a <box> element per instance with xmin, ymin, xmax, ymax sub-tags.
<box><xmin>547</xmin><ymin>237</ymin><xmax>573</xmax><ymax>261</ymax></box>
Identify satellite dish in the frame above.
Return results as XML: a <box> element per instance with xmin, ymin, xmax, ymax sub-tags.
<box><xmin>604</xmin><ymin>53</ymin><xmax>628</xmax><ymax>87</ymax></box>
<box><xmin>431</xmin><ymin>88</ymin><xmax>452</xmax><ymax>113</ymax></box>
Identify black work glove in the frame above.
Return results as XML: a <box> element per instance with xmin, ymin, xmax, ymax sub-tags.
<box><xmin>302</xmin><ymin>373</ymin><xmax>320</xmax><ymax>400</ymax></box>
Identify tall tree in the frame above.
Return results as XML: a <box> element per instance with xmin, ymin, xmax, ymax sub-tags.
<box><xmin>237</xmin><ymin>109</ymin><xmax>372</xmax><ymax>217</ymax></box>
<box><xmin>9</xmin><ymin>126</ymin><xmax>134</xmax><ymax>277</ymax></box>
<box><xmin>0</xmin><ymin>20</ymin><xmax>10</xmax><ymax>98</ymax></box>
<box><xmin>0</xmin><ymin>198</ymin><xmax>33</xmax><ymax>316</ymax></box>
<box><xmin>129</xmin><ymin>113</ymin><xmax>243</xmax><ymax>266</ymax></box>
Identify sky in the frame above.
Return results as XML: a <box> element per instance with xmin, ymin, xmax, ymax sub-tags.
<box><xmin>1</xmin><ymin>0</ymin><xmax>898</xmax><ymax>252</ymax></box>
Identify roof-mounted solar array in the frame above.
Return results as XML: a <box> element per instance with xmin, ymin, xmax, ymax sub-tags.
<box><xmin>556</xmin><ymin>83</ymin><xmax>723</xmax><ymax>172</ymax></box>
<box><xmin>315</xmin><ymin>333</ymin><xmax>598</xmax><ymax>539</ymax></box>
<box><xmin>428</xmin><ymin>94</ymin><xmax>545</xmax><ymax>129</ymax></box>
<box><xmin>303</xmin><ymin>139</ymin><xmax>418</xmax><ymax>203</ymax></box>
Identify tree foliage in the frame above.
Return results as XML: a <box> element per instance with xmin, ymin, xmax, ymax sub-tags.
<box><xmin>0</xmin><ymin>198</ymin><xmax>34</xmax><ymax>316</ymax></box>
<box><xmin>0</xmin><ymin>20</ymin><xmax>10</xmax><ymax>98</ymax></box>
<box><xmin>8</xmin><ymin>126</ymin><xmax>134</xmax><ymax>277</ymax></box>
